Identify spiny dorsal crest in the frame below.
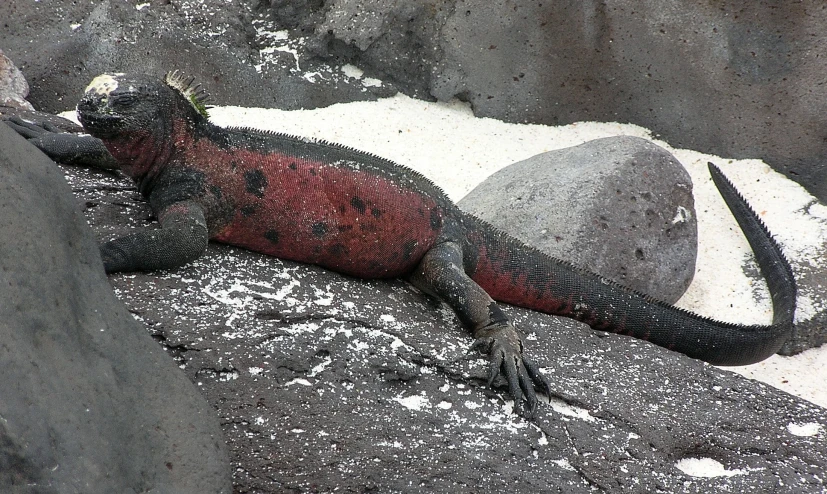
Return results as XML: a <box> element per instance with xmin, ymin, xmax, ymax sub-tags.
<box><xmin>164</xmin><ymin>70</ymin><xmax>211</xmax><ymax>118</ymax></box>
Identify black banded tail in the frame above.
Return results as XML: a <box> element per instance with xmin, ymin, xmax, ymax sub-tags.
<box><xmin>466</xmin><ymin>162</ymin><xmax>796</xmax><ymax>366</ymax></box>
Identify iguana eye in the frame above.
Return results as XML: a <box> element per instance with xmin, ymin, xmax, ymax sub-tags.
<box><xmin>111</xmin><ymin>94</ymin><xmax>138</xmax><ymax>108</ymax></box>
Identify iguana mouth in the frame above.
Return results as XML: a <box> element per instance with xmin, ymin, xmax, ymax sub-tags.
<box><xmin>77</xmin><ymin>91</ymin><xmax>125</xmax><ymax>136</ymax></box>
<box><xmin>76</xmin><ymin>109</ymin><xmax>124</xmax><ymax>137</ymax></box>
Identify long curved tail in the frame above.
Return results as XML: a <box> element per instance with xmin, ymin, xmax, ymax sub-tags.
<box><xmin>465</xmin><ymin>162</ymin><xmax>796</xmax><ymax>365</ymax></box>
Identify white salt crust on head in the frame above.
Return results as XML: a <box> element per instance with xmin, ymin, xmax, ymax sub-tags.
<box><xmin>84</xmin><ymin>73</ymin><xmax>126</xmax><ymax>97</ymax></box>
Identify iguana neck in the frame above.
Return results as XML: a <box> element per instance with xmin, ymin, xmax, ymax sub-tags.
<box><xmin>103</xmin><ymin>106</ymin><xmax>204</xmax><ymax>186</ymax></box>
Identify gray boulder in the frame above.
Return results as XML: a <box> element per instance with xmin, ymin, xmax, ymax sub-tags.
<box><xmin>0</xmin><ymin>124</ymin><xmax>231</xmax><ymax>492</ymax></box>
<box><xmin>57</xmin><ymin>141</ymin><xmax>827</xmax><ymax>493</ymax></box>
<box><xmin>459</xmin><ymin>136</ymin><xmax>697</xmax><ymax>304</ymax></box>
<box><xmin>0</xmin><ymin>49</ymin><xmax>33</xmax><ymax>111</ymax></box>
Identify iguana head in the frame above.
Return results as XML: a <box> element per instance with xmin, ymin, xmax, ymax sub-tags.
<box><xmin>76</xmin><ymin>72</ymin><xmax>210</xmax><ymax>177</ymax></box>
<box><xmin>77</xmin><ymin>72</ymin><xmax>209</xmax><ymax>137</ymax></box>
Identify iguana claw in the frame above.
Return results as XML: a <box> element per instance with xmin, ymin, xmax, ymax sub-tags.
<box><xmin>6</xmin><ymin>116</ymin><xmax>118</xmax><ymax>169</ymax></box>
<box><xmin>471</xmin><ymin>325</ymin><xmax>552</xmax><ymax>417</ymax></box>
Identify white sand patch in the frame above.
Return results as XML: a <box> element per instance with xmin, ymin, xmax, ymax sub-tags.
<box><xmin>675</xmin><ymin>457</ymin><xmax>749</xmax><ymax>478</ymax></box>
<box><xmin>393</xmin><ymin>393</ymin><xmax>430</xmax><ymax>411</ymax></box>
<box><xmin>787</xmin><ymin>422</ymin><xmax>823</xmax><ymax>437</ymax></box>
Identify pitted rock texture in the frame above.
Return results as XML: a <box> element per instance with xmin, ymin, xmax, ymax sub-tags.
<box><xmin>459</xmin><ymin>136</ymin><xmax>697</xmax><ymax>304</ymax></box>
<box><xmin>0</xmin><ymin>0</ymin><xmax>394</xmax><ymax>114</ymax></box>
<box><xmin>0</xmin><ymin>124</ymin><xmax>231</xmax><ymax>492</ymax></box>
<box><xmin>0</xmin><ymin>49</ymin><xmax>33</xmax><ymax>111</ymax></box>
<box><xmin>58</xmin><ymin>151</ymin><xmax>827</xmax><ymax>493</ymax></box>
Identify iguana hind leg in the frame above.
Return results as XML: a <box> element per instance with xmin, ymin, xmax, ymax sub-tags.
<box><xmin>409</xmin><ymin>240</ymin><xmax>552</xmax><ymax>416</ymax></box>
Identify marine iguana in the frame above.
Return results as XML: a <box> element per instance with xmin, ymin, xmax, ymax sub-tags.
<box><xmin>7</xmin><ymin>72</ymin><xmax>797</xmax><ymax>415</ymax></box>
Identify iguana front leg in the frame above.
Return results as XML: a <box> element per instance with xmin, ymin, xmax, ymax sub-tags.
<box><xmin>102</xmin><ymin>200</ymin><xmax>208</xmax><ymax>273</ymax></box>
<box><xmin>409</xmin><ymin>241</ymin><xmax>552</xmax><ymax>416</ymax></box>
<box><xmin>7</xmin><ymin>118</ymin><xmax>209</xmax><ymax>273</ymax></box>
<box><xmin>6</xmin><ymin>117</ymin><xmax>119</xmax><ymax>169</ymax></box>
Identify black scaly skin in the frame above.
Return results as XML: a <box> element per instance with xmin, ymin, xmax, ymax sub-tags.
<box><xmin>6</xmin><ymin>73</ymin><xmax>797</xmax><ymax>416</ymax></box>
<box><xmin>7</xmin><ymin>119</ymin><xmax>119</xmax><ymax>169</ymax></box>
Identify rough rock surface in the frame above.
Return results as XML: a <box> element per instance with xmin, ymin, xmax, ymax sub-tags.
<box><xmin>459</xmin><ymin>136</ymin><xmax>697</xmax><ymax>304</ymax></box>
<box><xmin>4</xmin><ymin>1</ymin><xmax>827</xmax><ymax>206</ymax></box>
<box><xmin>0</xmin><ymin>0</ymin><xmax>394</xmax><ymax>113</ymax></box>
<box><xmin>0</xmin><ymin>49</ymin><xmax>33</xmax><ymax>111</ymax></box>
<box><xmin>305</xmin><ymin>1</ymin><xmax>827</xmax><ymax>207</ymax></box>
<box><xmin>51</xmin><ymin>146</ymin><xmax>827</xmax><ymax>492</ymax></box>
<box><xmin>0</xmin><ymin>124</ymin><xmax>231</xmax><ymax>491</ymax></box>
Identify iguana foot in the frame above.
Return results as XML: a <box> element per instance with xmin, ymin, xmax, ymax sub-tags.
<box><xmin>471</xmin><ymin>324</ymin><xmax>552</xmax><ymax>417</ymax></box>
<box><xmin>7</xmin><ymin>116</ymin><xmax>67</xmax><ymax>148</ymax></box>
<box><xmin>6</xmin><ymin>116</ymin><xmax>118</xmax><ymax>169</ymax></box>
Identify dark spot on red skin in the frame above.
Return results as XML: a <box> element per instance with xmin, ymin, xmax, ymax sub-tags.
<box><xmin>288</xmin><ymin>162</ymin><xmax>297</xmax><ymax>170</ymax></box>
<box><xmin>338</xmin><ymin>225</ymin><xmax>353</xmax><ymax>233</ymax></box>
<box><xmin>241</xmin><ymin>204</ymin><xmax>257</xmax><ymax>217</ymax></box>
<box><xmin>264</xmin><ymin>229</ymin><xmax>279</xmax><ymax>244</ymax></box>
<box><xmin>329</xmin><ymin>243</ymin><xmax>347</xmax><ymax>256</ymax></box>
<box><xmin>338</xmin><ymin>205</ymin><xmax>346</xmax><ymax>214</ymax></box>
<box><xmin>244</xmin><ymin>169</ymin><xmax>267</xmax><ymax>198</ymax></box>
<box><xmin>402</xmin><ymin>239</ymin><xmax>418</xmax><ymax>260</ymax></box>
<box><xmin>371</xmin><ymin>208</ymin><xmax>382</xmax><ymax>218</ymax></box>
<box><xmin>309</xmin><ymin>168</ymin><xmax>317</xmax><ymax>176</ymax></box>
<box><xmin>210</xmin><ymin>185</ymin><xmax>222</xmax><ymax>199</ymax></box>
<box><xmin>312</xmin><ymin>222</ymin><xmax>329</xmax><ymax>237</ymax></box>
<box><xmin>350</xmin><ymin>196</ymin><xmax>366</xmax><ymax>214</ymax></box>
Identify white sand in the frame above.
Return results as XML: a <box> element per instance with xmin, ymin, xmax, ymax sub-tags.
<box><xmin>207</xmin><ymin>94</ymin><xmax>827</xmax><ymax>409</ymax></box>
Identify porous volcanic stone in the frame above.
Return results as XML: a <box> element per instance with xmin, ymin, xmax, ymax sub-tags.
<box><xmin>0</xmin><ymin>124</ymin><xmax>231</xmax><ymax>493</ymax></box>
<box><xmin>459</xmin><ymin>136</ymin><xmax>697</xmax><ymax>304</ymax></box>
<box><xmin>0</xmin><ymin>0</ymin><xmax>393</xmax><ymax>113</ymax></box>
<box><xmin>311</xmin><ymin>1</ymin><xmax>827</xmax><ymax>208</ymax></box>
<box><xmin>0</xmin><ymin>49</ymin><xmax>33</xmax><ymax>111</ymax></box>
